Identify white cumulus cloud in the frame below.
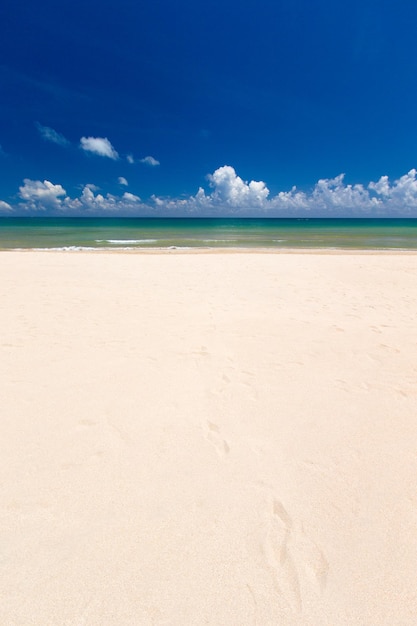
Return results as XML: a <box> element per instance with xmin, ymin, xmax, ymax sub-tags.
<box><xmin>267</xmin><ymin>174</ymin><xmax>378</xmax><ymax>215</ymax></box>
<box><xmin>140</xmin><ymin>156</ymin><xmax>160</xmax><ymax>166</ymax></box>
<box><xmin>369</xmin><ymin>169</ymin><xmax>417</xmax><ymax>208</ymax></box>
<box><xmin>265</xmin><ymin>169</ymin><xmax>417</xmax><ymax>216</ymax></box>
<box><xmin>126</xmin><ymin>154</ymin><xmax>135</xmax><ymax>164</ymax></box>
<box><xmin>7</xmin><ymin>166</ymin><xmax>417</xmax><ymax>217</ymax></box>
<box><xmin>207</xmin><ymin>165</ymin><xmax>269</xmax><ymax>207</ymax></box>
<box><xmin>18</xmin><ymin>179</ymin><xmax>67</xmax><ymax>210</ymax></box>
<box><xmin>80</xmin><ymin>136</ymin><xmax>119</xmax><ymax>160</ymax></box>
<box><xmin>63</xmin><ymin>185</ymin><xmax>143</xmax><ymax>214</ymax></box>
<box><xmin>10</xmin><ymin>180</ymin><xmax>145</xmax><ymax>215</ymax></box>
<box><xmin>149</xmin><ymin>166</ymin><xmax>417</xmax><ymax>216</ymax></box>
<box><xmin>118</xmin><ymin>176</ymin><xmax>128</xmax><ymax>186</ymax></box>
<box><xmin>35</xmin><ymin>122</ymin><xmax>69</xmax><ymax>146</ymax></box>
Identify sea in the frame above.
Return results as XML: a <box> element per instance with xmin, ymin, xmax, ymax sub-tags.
<box><xmin>1</xmin><ymin>217</ymin><xmax>417</xmax><ymax>250</ymax></box>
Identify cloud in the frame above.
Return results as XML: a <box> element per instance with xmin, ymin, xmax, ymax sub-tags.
<box><xmin>118</xmin><ymin>176</ymin><xmax>128</xmax><ymax>186</ymax></box>
<box><xmin>140</xmin><ymin>156</ymin><xmax>160</xmax><ymax>166</ymax></box>
<box><xmin>266</xmin><ymin>170</ymin><xmax>417</xmax><ymax>216</ymax></box>
<box><xmin>267</xmin><ymin>174</ymin><xmax>377</xmax><ymax>215</ymax></box>
<box><xmin>9</xmin><ymin>180</ymin><xmax>144</xmax><ymax>215</ymax></box>
<box><xmin>0</xmin><ymin>200</ymin><xmax>12</xmax><ymax>212</ymax></box>
<box><xmin>83</xmin><ymin>183</ymin><xmax>100</xmax><ymax>192</ymax></box>
<box><xmin>146</xmin><ymin>166</ymin><xmax>269</xmax><ymax>215</ymax></box>
<box><xmin>123</xmin><ymin>192</ymin><xmax>141</xmax><ymax>202</ymax></box>
<box><xmin>369</xmin><ymin>169</ymin><xmax>417</xmax><ymax>207</ymax></box>
<box><xmin>18</xmin><ymin>179</ymin><xmax>67</xmax><ymax>210</ymax></box>
<box><xmin>7</xmin><ymin>166</ymin><xmax>417</xmax><ymax>216</ymax></box>
<box><xmin>65</xmin><ymin>186</ymin><xmax>142</xmax><ymax>214</ymax></box>
<box><xmin>35</xmin><ymin>122</ymin><xmax>69</xmax><ymax>146</ymax></box>
<box><xmin>149</xmin><ymin>167</ymin><xmax>417</xmax><ymax>216</ymax></box>
<box><xmin>80</xmin><ymin>136</ymin><xmax>119</xmax><ymax>160</ymax></box>
<box><xmin>207</xmin><ymin>165</ymin><xmax>269</xmax><ymax>207</ymax></box>
<box><xmin>127</xmin><ymin>155</ymin><xmax>160</xmax><ymax>166</ymax></box>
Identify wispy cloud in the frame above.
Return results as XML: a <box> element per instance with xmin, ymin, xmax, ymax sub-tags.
<box><xmin>0</xmin><ymin>200</ymin><xmax>12</xmax><ymax>211</ymax></box>
<box><xmin>140</xmin><ymin>156</ymin><xmax>160</xmax><ymax>166</ymax></box>
<box><xmin>35</xmin><ymin>122</ymin><xmax>70</xmax><ymax>146</ymax></box>
<box><xmin>80</xmin><ymin>136</ymin><xmax>119</xmax><ymax>160</ymax></box>
<box><xmin>4</xmin><ymin>166</ymin><xmax>417</xmax><ymax>216</ymax></box>
<box><xmin>127</xmin><ymin>154</ymin><xmax>160</xmax><ymax>166</ymax></box>
<box><xmin>118</xmin><ymin>176</ymin><xmax>128</xmax><ymax>186</ymax></box>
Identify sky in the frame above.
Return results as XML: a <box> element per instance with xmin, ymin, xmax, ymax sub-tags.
<box><xmin>2</xmin><ymin>0</ymin><xmax>417</xmax><ymax>216</ymax></box>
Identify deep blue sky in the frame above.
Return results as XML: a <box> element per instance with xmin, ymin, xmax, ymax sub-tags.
<box><xmin>2</xmin><ymin>0</ymin><xmax>417</xmax><ymax>215</ymax></box>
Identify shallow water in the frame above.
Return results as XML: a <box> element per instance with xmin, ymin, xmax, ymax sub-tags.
<box><xmin>1</xmin><ymin>217</ymin><xmax>417</xmax><ymax>250</ymax></box>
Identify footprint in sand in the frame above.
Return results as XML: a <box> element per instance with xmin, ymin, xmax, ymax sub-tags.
<box><xmin>264</xmin><ymin>499</ymin><xmax>302</xmax><ymax>611</ymax></box>
<box><xmin>263</xmin><ymin>498</ymin><xmax>328</xmax><ymax>611</ymax></box>
<box><xmin>379</xmin><ymin>343</ymin><xmax>400</xmax><ymax>354</ymax></box>
<box><xmin>297</xmin><ymin>528</ymin><xmax>329</xmax><ymax>593</ymax></box>
<box><xmin>205</xmin><ymin>420</ymin><xmax>230</xmax><ymax>456</ymax></box>
<box><xmin>370</xmin><ymin>325</ymin><xmax>382</xmax><ymax>334</ymax></box>
<box><xmin>209</xmin><ymin>367</ymin><xmax>258</xmax><ymax>401</ymax></box>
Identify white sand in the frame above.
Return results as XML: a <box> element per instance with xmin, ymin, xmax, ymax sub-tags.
<box><xmin>1</xmin><ymin>250</ymin><xmax>417</xmax><ymax>625</ymax></box>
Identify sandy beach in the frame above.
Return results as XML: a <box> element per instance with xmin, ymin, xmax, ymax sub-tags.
<box><xmin>1</xmin><ymin>250</ymin><xmax>417</xmax><ymax>625</ymax></box>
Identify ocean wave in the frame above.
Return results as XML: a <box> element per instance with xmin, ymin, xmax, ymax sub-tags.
<box><xmin>95</xmin><ymin>239</ymin><xmax>158</xmax><ymax>244</ymax></box>
<box><xmin>201</xmin><ymin>239</ymin><xmax>234</xmax><ymax>243</ymax></box>
<box><xmin>32</xmin><ymin>246</ymin><xmax>99</xmax><ymax>251</ymax></box>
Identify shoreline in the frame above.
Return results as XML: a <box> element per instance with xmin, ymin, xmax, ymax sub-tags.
<box><xmin>3</xmin><ymin>246</ymin><xmax>417</xmax><ymax>254</ymax></box>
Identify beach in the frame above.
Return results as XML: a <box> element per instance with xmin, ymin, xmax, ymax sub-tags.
<box><xmin>1</xmin><ymin>249</ymin><xmax>417</xmax><ymax>625</ymax></box>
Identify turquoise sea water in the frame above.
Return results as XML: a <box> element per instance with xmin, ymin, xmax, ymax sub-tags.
<box><xmin>1</xmin><ymin>218</ymin><xmax>417</xmax><ymax>250</ymax></box>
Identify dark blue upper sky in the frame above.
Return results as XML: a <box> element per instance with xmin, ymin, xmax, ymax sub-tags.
<box><xmin>2</xmin><ymin>0</ymin><xmax>417</xmax><ymax>215</ymax></box>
